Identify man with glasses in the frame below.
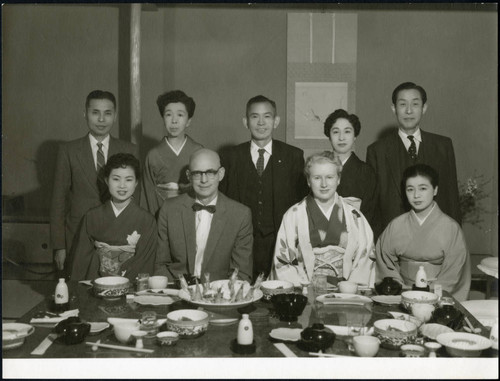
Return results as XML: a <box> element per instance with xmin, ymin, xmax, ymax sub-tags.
<box><xmin>155</xmin><ymin>148</ymin><xmax>253</xmax><ymax>282</ymax></box>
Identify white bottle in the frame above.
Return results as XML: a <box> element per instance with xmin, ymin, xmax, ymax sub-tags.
<box><xmin>237</xmin><ymin>314</ymin><xmax>253</xmax><ymax>345</ymax></box>
<box><xmin>415</xmin><ymin>266</ymin><xmax>428</xmax><ymax>288</ymax></box>
<box><xmin>55</xmin><ymin>278</ymin><xmax>69</xmax><ymax>305</ymax></box>
<box><xmin>490</xmin><ymin>318</ymin><xmax>498</xmax><ymax>350</ymax></box>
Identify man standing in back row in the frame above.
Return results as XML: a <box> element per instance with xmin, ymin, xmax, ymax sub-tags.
<box><xmin>366</xmin><ymin>82</ymin><xmax>461</xmax><ymax>239</ymax></box>
<box><xmin>220</xmin><ymin>95</ymin><xmax>309</xmax><ymax>280</ymax></box>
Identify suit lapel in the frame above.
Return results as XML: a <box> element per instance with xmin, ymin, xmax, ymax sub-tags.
<box><xmin>386</xmin><ymin>132</ymin><xmax>403</xmax><ymax>198</ymax></box>
<box><xmin>76</xmin><ymin>136</ymin><xmax>99</xmax><ymax>193</ymax></box>
<box><xmin>181</xmin><ymin>195</ymin><xmax>197</xmax><ymax>274</ymax></box>
<box><xmin>202</xmin><ymin>193</ymin><xmax>227</xmax><ymax>272</ymax></box>
<box><xmin>238</xmin><ymin>142</ymin><xmax>252</xmax><ymax>201</ymax></box>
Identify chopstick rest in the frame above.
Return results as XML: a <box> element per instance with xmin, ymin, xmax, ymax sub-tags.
<box><xmin>85</xmin><ymin>342</ymin><xmax>154</xmax><ymax>354</ymax></box>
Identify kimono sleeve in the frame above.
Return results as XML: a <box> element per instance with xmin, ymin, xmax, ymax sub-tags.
<box><xmin>123</xmin><ymin>216</ymin><xmax>157</xmax><ymax>281</ymax></box>
<box><xmin>375</xmin><ymin>223</ymin><xmax>404</xmax><ymax>285</ymax></box>
<box><xmin>140</xmin><ymin>151</ymin><xmax>160</xmax><ymax>216</ymax></box>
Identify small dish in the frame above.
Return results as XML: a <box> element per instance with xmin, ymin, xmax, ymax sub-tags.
<box><xmin>436</xmin><ymin>332</ymin><xmax>492</xmax><ymax>357</ymax></box>
<box><xmin>2</xmin><ymin>323</ymin><xmax>35</xmax><ymax>350</ymax></box>
<box><xmin>209</xmin><ymin>318</ymin><xmax>238</xmax><ymax>326</ymax></box>
<box><xmin>371</xmin><ymin>295</ymin><xmax>402</xmax><ymax>305</ymax></box>
<box><xmin>135</xmin><ymin>288</ymin><xmax>180</xmax><ymax>297</ymax></box>
<box><xmin>89</xmin><ymin>322</ymin><xmax>110</xmax><ymax>334</ymax></box>
<box><xmin>400</xmin><ymin>344</ymin><xmax>425</xmax><ymax>357</ymax></box>
<box><xmin>157</xmin><ymin>331</ymin><xmax>179</xmax><ymax>346</ymax></box>
<box><xmin>134</xmin><ymin>295</ymin><xmax>176</xmax><ymax>306</ymax></box>
<box><xmin>324</xmin><ymin>325</ymin><xmax>374</xmax><ymax>336</ymax></box>
<box><xmin>316</xmin><ymin>293</ymin><xmax>372</xmax><ymax>305</ymax></box>
<box><xmin>269</xmin><ymin>328</ymin><xmax>303</xmax><ymax>342</ymax></box>
<box><xmin>419</xmin><ymin>323</ymin><xmax>453</xmax><ymax>341</ymax></box>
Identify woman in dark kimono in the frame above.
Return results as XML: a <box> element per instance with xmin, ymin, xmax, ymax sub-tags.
<box><xmin>375</xmin><ymin>164</ymin><xmax>470</xmax><ymax>301</ymax></box>
<box><xmin>70</xmin><ymin>153</ymin><xmax>157</xmax><ymax>281</ymax></box>
<box><xmin>324</xmin><ymin>109</ymin><xmax>377</xmax><ymax>227</ymax></box>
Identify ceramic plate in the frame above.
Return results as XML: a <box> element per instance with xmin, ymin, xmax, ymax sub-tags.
<box><xmin>269</xmin><ymin>328</ymin><xmax>303</xmax><ymax>342</ymax></box>
<box><xmin>316</xmin><ymin>293</ymin><xmax>373</xmax><ymax>305</ymax></box>
<box><xmin>89</xmin><ymin>322</ymin><xmax>110</xmax><ymax>334</ymax></box>
<box><xmin>209</xmin><ymin>318</ymin><xmax>239</xmax><ymax>326</ymax></box>
<box><xmin>419</xmin><ymin>323</ymin><xmax>454</xmax><ymax>340</ymax></box>
<box><xmin>436</xmin><ymin>332</ymin><xmax>492</xmax><ymax>352</ymax></box>
<box><xmin>324</xmin><ymin>325</ymin><xmax>374</xmax><ymax>336</ymax></box>
<box><xmin>135</xmin><ymin>289</ymin><xmax>180</xmax><ymax>297</ymax></box>
<box><xmin>107</xmin><ymin>317</ymin><xmax>167</xmax><ymax>326</ymax></box>
<box><xmin>371</xmin><ymin>295</ymin><xmax>402</xmax><ymax>305</ymax></box>
<box><xmin>134</xmin><ymin>295</ymin><xmax>176</xmax><ymax>306</ymax></box>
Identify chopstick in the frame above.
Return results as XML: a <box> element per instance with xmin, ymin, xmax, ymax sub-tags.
<box><xmin>309</xmin><ymin>352</ymin><xmax>351</xmax><ymax>358</ymax></box>
<box><xmin>85</xmin><ymin>342</ymin><xmax>154</xmax><ymax>353</ymax></box>
<box><xmin>463</xmin><ymin>316</ymin><xmax>481</xmax><ymax>333</ymax></box>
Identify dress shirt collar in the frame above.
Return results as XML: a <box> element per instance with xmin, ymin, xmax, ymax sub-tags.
<box><xmin>89</xmin><ymin>133</ymin><xmax>110</xmax><ymax>149</ymax></box>
<box><xmin>194</xmin><ymin>195</ymin><xmax>218</xmax><ymax>207</ymax></box>
<box><xmin>250</xmin><ymin>139</ymin><xmax>273</xmax><ymax>156</ymax></box>
<box><xmin>398</xmin><ymin>128</ymin><xmax>422</xmax><ymax>151</ymax></box>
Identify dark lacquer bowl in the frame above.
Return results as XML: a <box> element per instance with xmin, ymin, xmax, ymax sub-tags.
<box><xmin>271</xmin><ymin>293</ymin><xmax>308</xmax><ymax>322</ymax></box>
<box><xmin>54</xmin><ymin>317</ymin><xmax>90</xmax><ymax>345</ymax></box>
<box><xmin>431</xmin><ymin>305</ymin><xmax>464</xmax><ymax>330</ymax></box>
<box><xmin>374</xmin><ymin>277</ymin><xmax>403</xmax><ymax>296</ymax></box>
<box><xmin>299</xmin><ymin>323</ymin><xmax>336</xmax><ymax>352</ymax></box>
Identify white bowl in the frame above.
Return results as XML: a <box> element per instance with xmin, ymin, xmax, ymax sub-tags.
<box><xmin>419</xmin><ymin>323</ymin><xmax>454</xmax><ymax>341</ymax></box>
<box><xmin>2</xmin><ymin>323</ymin><xmax>35</xmax><ymax>350</ymax></box>
<box><xmin>93</xmin><ymin>276</ymin><xmax>131</xmax><ymax>299</ymax></box>
<box><xmin>107</xmin><ymin>319</ymin><xmax>141</xmax><ymax>344</ymax></box>
<box><xmin>353</xmin><ymin>335</ymin><xmax>380</xmax><ymax>357</ymax></box>
<box><xmin>338</xmin><ymin>281</ymin><xmax>358</xmax><ymax>294</ymax></box>
<box><xmin>437</xmin><ymin>332</ymin><xmax>492</xmax><ymax>357</ymax></box>
<box><xmin>411</xmin><ymin>303</ymin><xmax>435</xmax><ymax>323</ymax></box>
<box><xmin>148</xmin><ymin>276</ymin><xmax>168</xmax><ymax>289</ymax></box>
<box><xmin>401</xmin><ymin>290</ymin><xmax>438</xmax><ymax>311</ymax></box>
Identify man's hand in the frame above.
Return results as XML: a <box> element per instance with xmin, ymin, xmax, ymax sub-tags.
<box><xmin>54</xmin><ymin>249</ymin><xmax>66</xmax><ymax>270</ymax></box>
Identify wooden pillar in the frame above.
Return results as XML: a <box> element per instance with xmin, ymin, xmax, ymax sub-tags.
<box><xmin>130</xmin><ymin>3</ymin><xmax>141</xmax><ymax>146</ymax></box>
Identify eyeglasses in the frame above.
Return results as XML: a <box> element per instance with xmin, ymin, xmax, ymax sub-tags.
<box><xmin>189</xmin><ymin>168</ymin><xmax>220</xmax><ymax>180</ymax></box>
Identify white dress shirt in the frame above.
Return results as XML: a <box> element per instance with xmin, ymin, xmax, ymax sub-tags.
<box><xmin>250</xmin><ymin>140</ymin><xmax>272</xmax><ymax>171</ymax></box>
<box><xmin>89</xmin><ymin>134</ymin><xmax>110</xmax><ymax>170</ymax></box>
<box><xmin>193</xmin><ymin>196</ymin><xmax>218</xmax><ymax>277</ymax></box>
<box><xmin>398</xmin><ymin>128</ymin><xmax>422</xmax><ymax>154</ymax></box>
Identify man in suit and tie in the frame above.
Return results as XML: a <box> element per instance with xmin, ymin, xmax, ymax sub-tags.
<box><xmin>219</xmin><ymin>95</ymin><xmax>309</xmax><ymax>280</ymax></box>
<box><xmin>155</xmin><ymin>148</ymin><xmax>253</xmax><ymax>282</ymax></box>
<box><xmin>366</xmin><ymin>82</ymin><xmax>461</xmax><ymax>238</ymax></box>
<box><xmin>50</xmin><ymin>90</ymin><xmax>139</xmax><ymax>274</ymax></box>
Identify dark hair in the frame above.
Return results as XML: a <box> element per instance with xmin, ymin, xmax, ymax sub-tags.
<box><xmin>402</xmin><ymin>164</ymin><xmax>439</xmax><ymax>189</ymax></box>
<box><xmin>156</xmin><ymin>90</ymin><xmax>196</xmax><ymax>118</ymax></box>
<box><xmin>323</xmin><ymin>109</ymin><xmax>361</xmax><ymax>138</ymax></box>
<box><xmin>246</xmin><ymin>95</ymin><xmax>277</xmax><ymax>118</ymax></box>
<box><xmin>85</xmin><ymin>90</ymin><xmax>116</xmax><ymax>110</ymax></box>
<box><xmin>392</xmin><ymin>82</ymin><xmax>427</xmax><ymax>105</ymax></box>
<box><xmin>103</xmin><ymin>153</ymin><xmax>140</xmax><ymax>180</ymax></box>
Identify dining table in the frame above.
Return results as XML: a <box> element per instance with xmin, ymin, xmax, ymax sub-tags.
<box><xmin>2</xmin><ymin>280</ymin><xmax>498</xmax><ymax>359</ymax></box>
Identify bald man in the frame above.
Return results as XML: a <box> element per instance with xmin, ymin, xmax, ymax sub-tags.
<box><xmin>155</xmin><ymin>149</ymin><xmax>253</xmax><ymax>282</ymax></box>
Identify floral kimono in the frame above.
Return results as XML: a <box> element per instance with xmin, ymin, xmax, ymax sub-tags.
<box><xmin>375</xmin><ymin>204</ymin><xmax>470</xmax><ymax>301</ymax></box>
<box><xmin>70</xmin><ymin>201</ymin><xmax>157</xmax><ymax>282</ymax></box>
<box><xmin>270</xmin><ymin>194</ymin><xmax>376</xmax><ymax>287</ymax></box>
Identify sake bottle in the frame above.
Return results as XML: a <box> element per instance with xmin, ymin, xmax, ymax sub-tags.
<box><xmin>54</xmin><ymin>278</ymin><xmax>69</xmax><ymax>311</ymax></box>
<box><xmin>237</xmin><ymin>314</ymin><xmax>253</xmax><ymax>345</ymax></box>
<box><xmin>415</xmin><ymin>266</ymin><xmax>428</xmax><ymax>288</ymax></box>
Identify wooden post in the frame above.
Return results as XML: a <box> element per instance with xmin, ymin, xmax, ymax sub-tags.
<box><xmin>130</xmin><ymin>3</ymin><xmax>141</xmax><ymax>146</ymax></box>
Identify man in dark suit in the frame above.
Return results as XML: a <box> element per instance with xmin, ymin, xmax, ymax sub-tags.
<box><xmin>366</xmin><ymin>82</ymin><xmax>461</xmax><ymax>238</ymax></box>
<box><xmin>155</xmin><ymin>149</ymin><xmax>253</xmax><ymax>282</ymax></box>
<box><xmin>219</xmin><ymin>95</ymin><xmax>309</xmax><ymax>280</ymax></box>
<box><xmin>50</xmin><ymin>90</ymin><xmax>139</xmax><ymax>275</ymax></box>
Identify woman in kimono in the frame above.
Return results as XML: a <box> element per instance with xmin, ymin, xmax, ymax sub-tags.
<box><xmin>270</xmin><ymin>151</ymin><xmax>376</xmax><ymax>288</ymax></box>
<box><xmin>375</xmin><ymin>164</ymin><xmax>470</xmax><ymax>301</ymax></box>
<box><xmin>141</xmin><ymin>90</ymin><xmax>203</xmax><ymax>216</ymax></box>
<box><xmin>70</xmin><ymin>153</ymin><xmax>157</xmax><ymax>281</ymax></box>
<box><xmin>324</xmin><ymin>109</ymin><xmax>377</xmax><ymax>227</ymax></box>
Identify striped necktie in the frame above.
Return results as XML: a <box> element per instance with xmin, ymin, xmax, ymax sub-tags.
<box><xmin>407</xmin><ymin>135</ymin><xmax>417</xmax><ymax>161</ymax></box>
<box><xmin>256</xmin><ymin>148</ymin><xmax>266</xmax><ymax>176</ymax></box>
<box><xmin>96</xmin><ymin>142</ymin><xmax>105</xmax><ymax>173</ymax></box>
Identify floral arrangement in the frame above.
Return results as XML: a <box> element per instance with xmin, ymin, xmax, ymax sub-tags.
<box><xmin>458</xmin><ymin>173</ymin><xmax>492</xmax><ymax>228</ymax></box>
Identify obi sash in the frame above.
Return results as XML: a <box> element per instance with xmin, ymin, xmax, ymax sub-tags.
<box><xmin>399</xmin><ymin>258</ymin><xmax>442</xmax><ymax>286</ymax></box>
<box><xmin>95</xmin><ymin>241</ymin><xmax>135</xmax><ymax>277</ymax></box>
<box><xmin>156</xmin><ymin>182</ymin><xmax>180</xmax><ymax>200</ymax></box>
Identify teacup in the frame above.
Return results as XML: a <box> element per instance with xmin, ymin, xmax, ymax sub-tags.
<box><xmin>338</xmin><ymin>281</ymin><xmax>358</xmax><ymax>294</ymax></box>
<box><xmin>411</xmin><ymin>303</ymin><xmax>435</xmax><ymax>323</ymax></box>
<box><xmin>353</xmin><ymin>335</ymin><xmax>380</xmax><ymax>357</ymax></box>
<box><xmin>148</xmin><ymin>276</ymin><xmax>168</xmax><ymax>289</ymax></box>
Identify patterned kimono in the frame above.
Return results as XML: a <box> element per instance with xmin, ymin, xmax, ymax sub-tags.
<box><xmin>141</xmin><ymin>135</ymin><xmax>203</xmax><ymax>215</ymax></box>
<box><xmin>375</xmin><ymin>204</ymin><xmax>470</xmax><ymax>301</ymax></box>
<box><xmin>271</xmin><ymin>194</ymin><xmax>376</xmax><ymax>287</ymax></box>
<box><xmin>70</xmin><ymin>201</ymin><xmax>157</xmax><ymax>282</ymax></box>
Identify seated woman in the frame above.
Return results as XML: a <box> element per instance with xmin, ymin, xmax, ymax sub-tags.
<box><xmin>324</xmin><ymin>109</ymin><xmax>377</xmax><ymax>226</ymax></box>
<box><xmin>270</xmin><ymin>151</ymin><xmax>376</xmax><ymax>288</ymax></box>
<box><xmin>70</xmin><ymin>153</ymin><xmax>157</xmax><ymax>281</ymax></box>
<box><xmin>375</xmin><ymin>164</ymin><xmax>470</xmax><ymax>301</ymax></box>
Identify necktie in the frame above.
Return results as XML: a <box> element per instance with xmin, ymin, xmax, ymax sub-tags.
<box><xmin>256</xmin><ymin>148</ymin><xmax>266</xmax><ymax>176</ymax></box>
<box><xmin>408</xmin><ymin>135</ymin><xmax>417</xmax><ymax>161</ymax></box>
<box><xmin>192</xmin><ymin>203</ymin><xmax>216</xmax><ymax>213</ymax></box>
<box><xmin>96</xmin><ymin>142</ymin><xmax>106</xmax><ymax>173</ymax></box>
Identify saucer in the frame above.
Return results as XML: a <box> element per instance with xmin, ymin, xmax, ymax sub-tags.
<box><xmin>89</xmin><ymin>322</ymin><xmax>110</xmax><ymax>334</ymax></box>
<box><xmin>134</xmin><ymin>295</ymin><xmax>176</xmax><ymax>306</ymax></box>
<box><xmin>269</xmin><ymin>328</ymin><xmax>303</xmax><ymax>342</ymax></box>
<box><xmin>371</xmin><ymin>295</ymin><xmax>402</xmax><ymax>305</ymax></box>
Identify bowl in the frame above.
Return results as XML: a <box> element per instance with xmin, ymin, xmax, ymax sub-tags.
<box><xmin>431</xmin><ymin>304</ymin><xmax>464</xmax><ymax>330</ymax></box>
<box><xmin>374</xmin><ymin>277</ymin><xmax>403</xmax><ymax>296</ymax></box>
<box><xmin>400</xmin><ymin>344</ymin><xmax>426</xmax><ymax>357</ymax></box>
<box><xmin>166</xmin><ymin>309</ymin><xmax>209</xmax><ymax>338</ymax></box>
<box><xmin>2</xmin><ymin>323</ymin><xmax>35</xmax><ymax>350</ymax></box>
<box><xmin>271</xmin><ymin>293</ymin><xmax>308</xmax><ymax>322</ymax></box>
<box><xmin>419</xmin><ymin>323</ymin><xmax>454</xmax><ymax>341</ymax></box>
<box><xmin>373</xmin><ymin>319</ymin><xmax>418</xmax><ymax>349</ymax></box>
<box><xmin>401</xmin><ymin>290</ymin><xmax>438</xmax><ymax>312</ymax></box>
<box><xmin>108</xmin><ymin>319</ymin><xmax>141</xmax><ymax>344</ymax></box>
<box><xmin>148</xmin><ymin>275</ymin><xmax>168</xmax><ymax>290</ymax></box>
<box><xmin>93</xmin><ymin>276</ymin><xmax>131</xmax><ymax>299</ymax></box>
<box><xmin>157</xmin><ymin>331</ymin><xmax>180</xmax><ymax>346</ymax></box>
<box><xmin>411</xmin><ymin>303</ymin><xmax>435</xmax><ymax>323</ymax></box>
<box><xmin>299</xmin><ymin>323</ymin><xmax>336</xmax><ymax>352</ymax></box>
<box><xmin>260</xmin><ymin>280</ymin><xmax>294</xmax><ymax>300</ymax></box>
<box><xmin>436</xmin><ymin>332</ymin><xmax>492</xmax><ymax>357</ymax></box>
<box><xmin>54</xmin><ymin>317</ymin><xmax>91</xmax><ymax>345</ymax></box>
<box><xmin>353</xmin><ymin>335</ymin><xmax>380</xmax><ymax>357</ymax></box>
<box><xmin>338</xmin><ymin>281</ymin><xmax>358</xmax><ymax>294</ymax></box>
